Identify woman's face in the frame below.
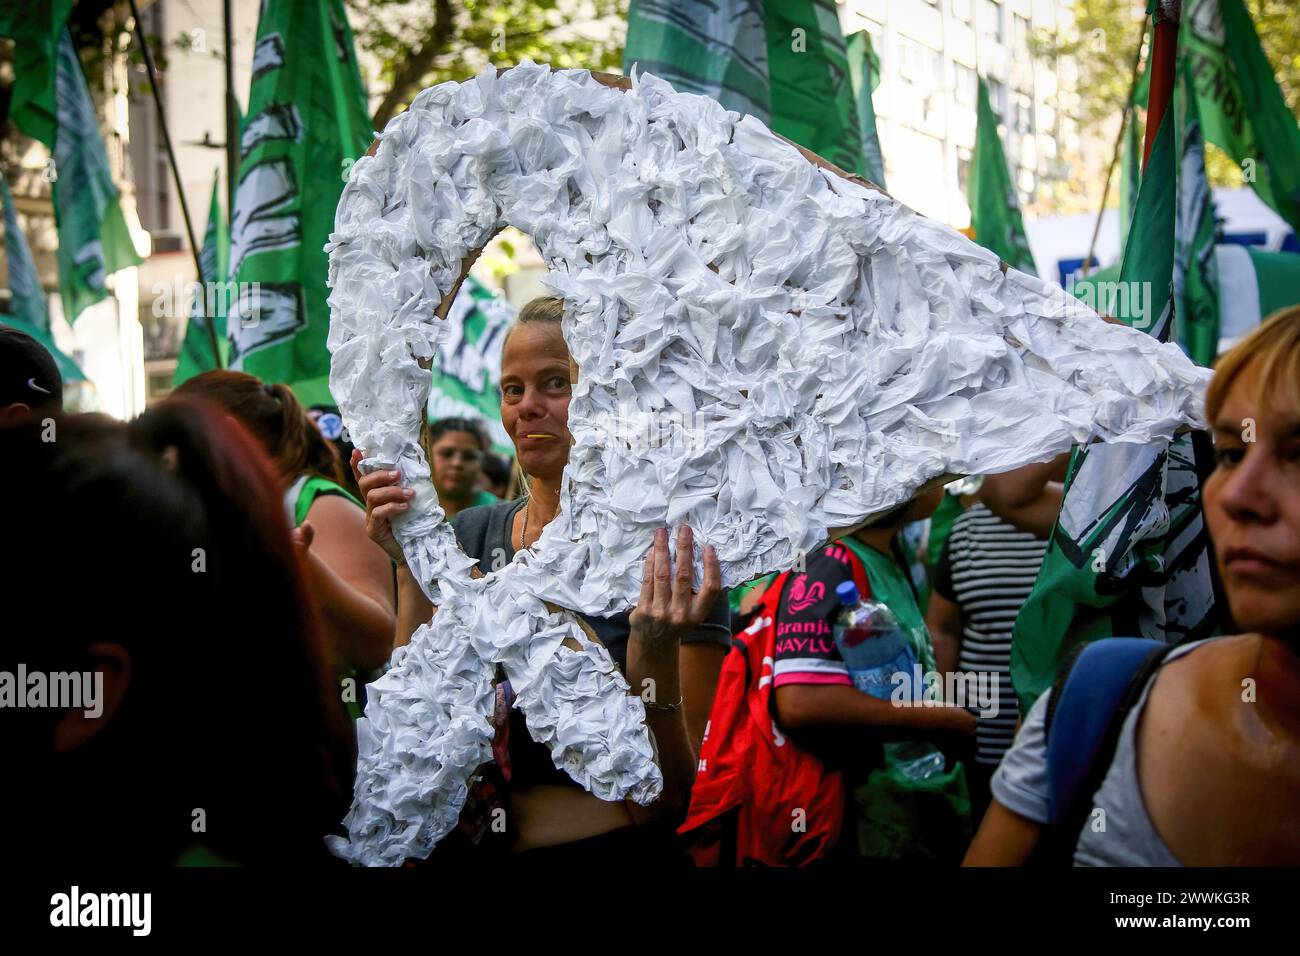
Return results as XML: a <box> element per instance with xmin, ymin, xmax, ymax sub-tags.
<box><xmin>1203</xmin><ymin>363</ymin><xmax>1300</xmax><ymax>636</ymax></box>
<box><xmin>429</xmin><ymin>429</ymin><xmax>483</xmax><ymax>499</ymax></box>
<box><xmin>500</xmin><ymin>322</ymin><xmax>572</xmax><ymax>482</ymax></box>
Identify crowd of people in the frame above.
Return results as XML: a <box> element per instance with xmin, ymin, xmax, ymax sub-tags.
<box><xmin>2</xmin><ymin>297</ymin><xmax>1298</xmax><ymax>867</ymax></box>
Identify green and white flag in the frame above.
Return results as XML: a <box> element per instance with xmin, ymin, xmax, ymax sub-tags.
<box><xmin>428</xmin><ymin>277</ymin><xmax>516</xmax><ymax>457</ymax></box>
<box><xmin>1174</xmin><ymin>58</ymin><xmax>1221</xmax><ymax>368</ymax></box>
<box><xmin>0</xmin><ymin>8</ymin><xmax>144</xmax><ymax>323</ymax></box>
<box><xmin>49</xmin><ymin>30</ymin><xmax>143</xmax><ymax>323</ymax></box>
<box><xmin>623</xmin><ymin>0</ymin><xmax>772</xmax><ymax>121</ymax></box>
<box><xmin>1011</xmin><ymin>112</ymin><xmax>1218</xmax><ymax>713</ymax></box>
<box><xmin>969</xmin><ymin>77</ymin><xmax>1036</xmax><ymax>275</ymax></box>
<box><xmin>1214</xmin><ymin>244</ymin><xmax>1300</xmax><ymax>348</ymax></box>
<box><xmin>763</xmin><ymin>0</ymin><xmax>863</xmax><ymax>175</ymax></box>
<box><xmin>1</xmin><ymin>174</ymin><xmax>85</xmax><ymax>383</ymax></box>
<box><xmin>1072</xmin><ymin>244</ymin><xmax>1300</xmax><ymax>354</ymax></box>
<box><xmin>846</xmin><ymin>30</ymin><xmax>886</xmax><ymax>188</ymax></box>
<box><xmin>0</xmin><ymin>0</ymin><xmax>73</xmax><ymax>150</ymax></box>
<box><xmin>1183</xmin><ymin>0</ymin><xmax>1300</xmax><ymax>233</ymax></box>
<box><xmin>625</xmin><ymin>1</ymin><xmax>865</xmax><ymax>175</ymax></box>
<box><xmin>228</xmin><ymin>0</ymin><xmax>371</xmax><ymax>406</ymax></box>
<box><xmin>173</xmin><ymin>172</ymin><xmax>231</xmax><ymax>386</ymax></box>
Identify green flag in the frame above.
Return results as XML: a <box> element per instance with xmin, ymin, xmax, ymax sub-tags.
<box><xmin>625</xmin><ymin>1</ymin><xmax>864</xmax><ymax>175</ymax></box>
<box><xmin>762</xmin><ymin>0</ymin><xmax>863</xmax><ymax>175</ymax></box>
<box><xmin>623</xmin><ymin>0</ymin><xmax>772</xmax><ymax>122</ymax></box>
<box><xmin>1183</xmin><ymin>0</ymin><xmax>1300</xmax><ymax>233</ymax></box>
<box><xmin>428</xmin><ymin>277</ymin><xmax>517</xmax><ymax>457</ymax></box>
<box><xmin>1174</xmin><ymin>58</ymin><xmax>1221</xmax><ymax>367</ymax></box>
<box><xmin>969</xmin><ymin>77</ymin><xmax>1036</xmax><ymax>275</ymax></box>
<box><xmin>1011</xmin><ymin>113</ymin><xmax>1218</xmax><ymax>713</ymax></box>
<box><xmin>1</xmin><ymin>174</ymin><xmax>85</xmax><ymax>384</ymax></box>
<box><xmin>846</xmin><ymin>30</ymin><xmax>886</xmax><ymax>188</ymax></box>
<box><xmin>173</xmin><ymin>172</ymin><xmax>231</xmax><ymax>386</ymax></box>
<box><xmin>0</xmin><ymin>0</ymin><xmax>74</xmax><ymax>150</ymax></box>
<box><xmin>0</xmin><ymin>18</ymin><xmax>145</xmax><ymax>323</ymax></box>
<box><xmin>227</xmin><ymin>0</ymin><xmax>371</xmax><ymax>406</ymax></box>
<box><xmin>51</xmin><ymin>29</ymin><xmax>143</xmax><ymax>322</ymax></box>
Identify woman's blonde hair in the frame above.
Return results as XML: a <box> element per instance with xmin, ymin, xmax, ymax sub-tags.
<box><xmin>1205</xmin><ymin>305</ymin><xmax>1300</xmax><ymax>424</ymax></box>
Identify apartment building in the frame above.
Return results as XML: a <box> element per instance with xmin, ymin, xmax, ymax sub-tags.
<box><xmin>840</xmin><ymin>0</ymin><xmax>1106</xmax><ymax>229</ymax></box>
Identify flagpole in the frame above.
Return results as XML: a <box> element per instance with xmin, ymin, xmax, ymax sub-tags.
<box><xmin>224</xmin><ymin>0</ymin><xmax>239</xmax><ymax>232</ymax></box>
<box><xmin>1143</xmin><ymin>0</ymin><xmax>1182</xmax><ymax>170</ymax></box>
<box><xmin>127</xmin><ymin>0</ymin><xmax>223</xmax><ymax>368</ymax></box>
<box><xmin>1080</xmin><ymin>15</ymin><xmax>1149</xmax><ymax>278</ymax></box>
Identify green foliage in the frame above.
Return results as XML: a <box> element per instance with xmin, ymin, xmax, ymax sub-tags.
<box><xmin>1033</xmin><ymin>0</ymin><xmax>1300</xmax><ymax>188</ymax></box>
<box><xmin>1027</xmin><ymin>0</ymin><xmax>1149</xmax><ymax>130</ymax></box>
<box><xmin>348</xmin><ymin>0</ymin><xmax>628</xmax><ymax>128</ymax></box>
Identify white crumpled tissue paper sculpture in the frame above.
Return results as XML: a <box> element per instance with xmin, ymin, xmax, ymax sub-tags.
<box><xmin>323</xmin><ymin>62</ymin><xmax>1211</xmax><ymax>865</ymax></box>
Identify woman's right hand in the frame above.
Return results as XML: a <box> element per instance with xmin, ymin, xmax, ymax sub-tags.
<box><xmin>351</xmin><ymin>448</ymin><xmax>413</xmax><ymax>566</ymax></box>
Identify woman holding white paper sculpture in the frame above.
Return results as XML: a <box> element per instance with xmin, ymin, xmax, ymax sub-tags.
<box><xmin>353</xmin><ymin>296</ymin><xmax>729</xmax><ymax>859</ymax></box>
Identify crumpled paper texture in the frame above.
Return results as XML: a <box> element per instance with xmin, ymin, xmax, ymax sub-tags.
<box><xmin>324</xmin><ymin>62</ymin><xmax>1210</xmax><ymax>864</ymax></box>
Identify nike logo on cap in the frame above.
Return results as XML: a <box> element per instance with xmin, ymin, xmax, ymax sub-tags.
<box><xmin>27</xmin><ymin>377</ymin><xmax>52</xmax><ymax>395</ymax></box>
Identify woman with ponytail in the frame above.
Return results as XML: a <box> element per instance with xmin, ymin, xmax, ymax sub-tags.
<box><xmin>175</xmin><ymin>371</ymin><xmax>396</xmax><ymax>689</ymax></box>
<box><xmin>2</xmin><ymin>401</ymin><xmax>353</xmax><ymax>864</ymax></box>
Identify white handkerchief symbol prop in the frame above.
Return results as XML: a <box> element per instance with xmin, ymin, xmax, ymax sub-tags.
<box><xmin>324</xmin><ymin>63</ymin><xmax>1210</xmax><ymax>865</ymax></box>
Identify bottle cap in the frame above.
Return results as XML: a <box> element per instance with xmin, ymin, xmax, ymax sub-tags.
<box><xmin>835</xmin><ymin>580</ymin><xmax>859</xmax><ymax>605</ymax></box>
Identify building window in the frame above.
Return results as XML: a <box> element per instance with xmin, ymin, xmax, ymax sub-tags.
<box><xmin>1014</xmin><ymin>91</ymin><xmax>1034</xmax><ymax>133</ymax></box>
<box><xmin>1018</xmin><ymin>166</ymin><xmax>1036</xmax><ymax>205</ymax></box>
<box><xmin>953</xmin><ymin>62</ymin><xmax>977</xmax><ymax>104</ymax></box>
<box><xmin>957</xmin><ymin>147</ymin><xmax>972</xmax><ymax>193</ymax></box>
<box><xmin>979</xmin><ymin>0</ymin><xmax>1005</xmax><ymax>42</ymax></box>
<box><xmin>899</xmin><ymin>38</ymin><xmax>942</xmax><ymax>91</ymax></box>
<box><xmin>986</xmin><ymin>78</ymin><xmax>1008</xmax><ymax>118</ymax></box>
<box><xmin>1013</xmin><ymin>14</ymin><xmax>1031</xmax><ymax>50</ymax></box>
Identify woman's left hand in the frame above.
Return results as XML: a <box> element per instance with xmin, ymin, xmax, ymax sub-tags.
<box><xmin>629</xmin><ymin>525</ymin><xmax>721</xmax><ymax>645</ymax></box>
<box><xmin>290</xmin><ymin>519</ymin><xmax>315</xmax><ymax>557</ymax></box>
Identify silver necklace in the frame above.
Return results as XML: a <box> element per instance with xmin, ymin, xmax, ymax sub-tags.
<box><xmin>519</xmin><ymin>499</ymin><xmax>529</xmax><ymax>551</ymax></box>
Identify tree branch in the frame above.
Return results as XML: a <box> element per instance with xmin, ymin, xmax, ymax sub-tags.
<box><xmin>371</xmin><ymin>0</ymin><xmax>454</xmax><ymax>129</ymax></box>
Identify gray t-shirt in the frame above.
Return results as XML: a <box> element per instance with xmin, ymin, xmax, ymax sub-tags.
<box><xmin>449</xmin><ymin>498</ymin><xmax>732</xmax><ymax>672</ymax></box>
<box><xmin>990</xmin><ymin>640</ymin><xmax>1212</xmax><ymax>866</ymax></box>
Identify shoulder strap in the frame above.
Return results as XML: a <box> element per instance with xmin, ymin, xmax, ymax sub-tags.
<box><xmin>1040</xmin><ymin>637</ymin><xmax>1171</xmax><ymax>863</ymax></box>
<box><xmin>824</xmin><ymin>536</ymin><xmax>871</xmax><ymax>602</ymax></box>
<box><xmin>836</xmin><ymin>533</ymin><xmax>933</xmax><ymax>671</ymax></box>
<box><xmin>284</xmin><ymin>474</ymin><xmax>310</xmax><ymax>528</ymax></box>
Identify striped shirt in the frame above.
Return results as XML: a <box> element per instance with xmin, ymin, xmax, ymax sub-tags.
<box><xmin>934</xmin><ymin>503</ymin><xmax>1048</xmax><ymax>766</ymax></box>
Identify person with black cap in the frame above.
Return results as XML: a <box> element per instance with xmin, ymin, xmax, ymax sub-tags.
<box><xmin>0</xmin><ymin>325</ymin><xmax>63</xmax><ymax>425</ymax></box>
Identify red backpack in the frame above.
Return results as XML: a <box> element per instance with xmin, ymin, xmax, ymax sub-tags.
<box><xmin>678</xmin><ymin>554</ymin><xmax>870</xmax><ymax>866</ymax></box>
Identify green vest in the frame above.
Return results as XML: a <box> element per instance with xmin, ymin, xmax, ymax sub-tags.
<box><xmin>837</xmin><ymin>535</ymin><xmax>970</xmax><ymax>861</ymax></box>
<box><xmin>285</xmin><ymin>474</ymin><xmax>363</xmax><ymax>528</ymax></box>
<box><xmin>836</xmin><ymin>534</ymin><xmax>937</xmax><ymax>673</ymax></box>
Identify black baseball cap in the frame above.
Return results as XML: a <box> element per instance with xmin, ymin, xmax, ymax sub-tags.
<box><xmin>0</xmin><ymin>325</ymin><xmax>63</xmax><ymax>412</ymax></box>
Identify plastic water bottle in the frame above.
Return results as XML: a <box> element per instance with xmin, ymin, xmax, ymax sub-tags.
<box><xmin>832</xmin><ymin>580</ymin><xmax>946</xmax><ymax>780</ymax></box>
<box><xmin>831</xmin><ymin>580</ymin><xmax>919</xmax><ymax>700</ymax></box>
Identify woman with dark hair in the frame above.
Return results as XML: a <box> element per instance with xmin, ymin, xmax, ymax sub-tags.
<box><xmin>421</xmin><ymin>416</ymin><xmax>498</xmax><ymax>517</ymax></box>
<box><xmin>175</xmin><ymin>370</ymin><xmax>395</xmax><ymax>681</ymax></box>
<box><xmin>353</xmin><ymin>295</ymin><xmax>727</xmax><ymax>860</ymax></box>
<box><xmin>478</xmin><ymin>449</ymin><xmax>513</xmax><ymax>500</ymax></box>
<box><xmin>1</xmin><ymin>401</ymin><xmax>352</xmax><ymax>865</ymax></box>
